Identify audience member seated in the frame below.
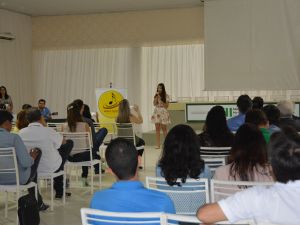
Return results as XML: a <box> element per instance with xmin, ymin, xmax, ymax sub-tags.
<box><xmin>0</xmin><ymin>86</ymin><xmax>13</xmax><ymax>112</ymax></box>
<box><xmin>277</xmin><ymin>100</ymin><xmax>300</xmax><ymax>131</ymax></box>
<box><xmin>227</xmin><ymin>95</ymin><xmax>252</xmax><ymax>132</ymax></box>
<box><xmin>0</xmin><ymin>110</ymin><xmax>48</xmax><ymax>211</ymax></box>
<box><xmin>214</xmin><ymin>123</ymin><xmax>273</xmax><ymax>183</ymax></box>
<box><xmin>245</xmin><ymin>109</ymin><xmax>271</xmax><ymax>143</ymax></box>
<box><xmin>38</xmin><ymin>99</ymin><xmax>52</xmax><ymax>120</ymax></box>
<box><xmin>252</xmin><ymin>96</ymin><xmax>264</xmax><ymax>110</ymax></box>
<box><xmin>19</xmin><ymin>109</ymin><xmax>73</xmax><ymax>199</ymax></box>
<box><xmin>198</xmin><ymin>106</ymin><xmax>234</xmax><ymax>147</ymax></box>
<box><xmin>90</xmin><ymin>138</ymin><xmax>175</xmax><ymax>214</ymax></box>
<box><xmin>22</xmin><ymin>104</ymin><xmax>32</xmax><ymax>110</ymax></box>
<box><xmin>15</xmin><ymin>110</ymin><xmax>29</xmax><ymax>132</ymax></box>
<box><xmin>263</xmin><ymin>104</ymin><xmax>281</xmax><ymax>134</ymax></box>
<box><xmin>82</xmin><ymin>104</ymin><xmax>95</xmax><ymax>122</ymax></box>
<box><xmin>62</xmin><ymin>102</ymin><xmax>98</xmax><ymax>186</ymax></box>
<box><xmin>197</xmin><ymin>129</ymin><xmax>300</xmax><ymax>225</ymax></box>
<box><xmin>116</xmin><ymin>99</ymin><xmax>145</xmax><ymax>169</ymax></box>
<box><xmin>73</xmin><ymin>99</ymin><xmax>107</xmax><ymax>157</ymax></box>
<box><xmin>157</xmin><ymin>124</ymin><xmax>212</xmax><ymax>187</ymax></box>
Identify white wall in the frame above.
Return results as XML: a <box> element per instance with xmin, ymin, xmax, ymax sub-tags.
<box><xmin>0</xmin><ymin>9</ymin><xmax>33</xmax><ymax>111</ymax></box>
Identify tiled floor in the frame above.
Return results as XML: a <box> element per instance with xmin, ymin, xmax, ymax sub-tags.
<box><xmin>0</xmin><ymin>146</ymin><xmax>162</xmax><ymax>225</ymax></box>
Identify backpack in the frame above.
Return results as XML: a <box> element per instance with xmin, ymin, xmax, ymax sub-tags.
<box><xmin>18</xmin><ymin>194</ymin><xmax>40</xmax><ymax>225</ymax></box>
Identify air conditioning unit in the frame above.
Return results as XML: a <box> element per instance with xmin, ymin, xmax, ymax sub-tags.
<box><xmin>0</xmin><ymin>32</ymin><xmax>16</xmax><ymax>41</ymax></box>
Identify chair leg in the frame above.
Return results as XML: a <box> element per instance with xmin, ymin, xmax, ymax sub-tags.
<box><xmin>63</xmin><ymin>173</ymin><xmax>66</xmax><ymax>205</ymax></box>
<box><xmin>143</xmin><ymin>152</ymin><xmax>146</xmax><ymax>170</ymax></box>
<box><xmin>16</xmin><ymin>190</ymin><xmax>19</xmax><ymax>225</ymax></box>
<box><xmin>51</xmin><ymin>178</ymin><xmax>54</xmax><ymax>211</ymax></box>
<box><xmin>35</xmin><ymin>184</ymin><xmax>38</xmax><ymax>201</ymax></box>
<box><xmin>91</xmin><ymin>169</ymin><xmax>94</xmax><ymax>194</ymax></box>
<box><xmin>99</xmin><ymin>163</ymin><xmax>102</xmax><ymax>189</ymax></box>
<box><xmin>4</xmin><ymin>191</ymin><xmax>8</xmax><ymax>218</ymax></box>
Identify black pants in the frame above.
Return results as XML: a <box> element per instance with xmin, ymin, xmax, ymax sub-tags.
<box><xmin>27</xmin><ymin>149</ymin><xmax>43</xmax><ymax>206</ymax></box>
<box><xmin>53</xmin><ymin>140</ymin><xmax>73</xmax><ymax>195</ymax></box>
<box><xmin>135</xmin><ymin>136</ymin><xmax>145</xmax><ymax>156</ymax></box>
<box><xmin>68</xmin><ymin>129</ymin><xmax>106</xmax><ymax>178</ymax></box>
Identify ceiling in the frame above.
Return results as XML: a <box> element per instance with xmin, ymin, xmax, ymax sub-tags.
<box><xmin>0</xmin><ymin>0</ymin><xmax>203</xmax><ymax>16</ymax></box>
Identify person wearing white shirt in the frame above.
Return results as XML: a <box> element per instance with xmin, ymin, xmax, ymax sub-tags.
<box><xmin>19</xmin><ymin>109</ymin><xmax>73</xmax><ymax>199</ymax></box>
<box><xmin>197</xmin><ymin>129</ymin><xmax>300</xmax><ymax>225</ymax></box>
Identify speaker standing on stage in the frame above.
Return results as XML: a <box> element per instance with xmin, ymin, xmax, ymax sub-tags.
<box><xmin>151</xmin><ymin>83</ymin><xmax>171</xmax><ymax>149</ymax></box>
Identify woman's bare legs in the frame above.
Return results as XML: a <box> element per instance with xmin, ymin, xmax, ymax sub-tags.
<box><xmin>161</xmin><ymin>124</ymin><xmax>168</xmax><ymax>139</ymax></box>
<box><xmin>155</xmin><ymin>123</ymin><xmax>161</xmax><ymax>148</ymax></box>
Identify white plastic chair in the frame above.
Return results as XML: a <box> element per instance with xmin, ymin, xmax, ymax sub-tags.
<box><xmin>210</xmin><ymin>179</ymin><xmax>274</xmax><ymax>202</ymax></box>
<box><xmin>47</xmin><ymin>123</ymin><xmax>64</xmax><ymax>132</ymax></box>
<box><xmin>200</xmin><ymin>146</ymin><xmax>231</xmax><ymax>157</ymax></box>
<box><xmin>62</xmin><ymin>132</ymin><xmax>101</xmax><ymax>194</ymax></box>
<box><xmin>146</xmin><ymin>177</ymin><xmax>209</xmax><ymax>215</ymax></box>
<box><xmin>80</xmin><ymin>208</ymin><xmax>165</xmax><ymax>225</ymax></box>
<box><xmin>0</xmin><ymin>147</ymin><xmax>37</xmax><ymax>218</ymax></box>
<box><xmin>94</xmin><ymin>122</ymin><xmax>116</xmax><ymax>141</ymax></box>
<box><xmin>116</xmin><ymin>123</ymin><xmax>146</xmax><ymax>169</ymax></box>
<box><xmin>202</xmin><ymin>157</ymin><xmax>226</xmax><ymax>173</ymax></box>
<box><xmin>165</xmin><ymin>213</ymin><xmax>252</xmax><ymax>225</ymax></box>
<box><xmin>38</xmin><ymin>170</ymin><xmax>65</xmax><ymax>211</ymax></box>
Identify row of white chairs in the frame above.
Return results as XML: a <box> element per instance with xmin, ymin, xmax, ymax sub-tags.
<box><xmin>81</xmin><ymin>208</ymin><xmax>256</xmax><ymax>225</ymax></box>
<box><xmin>145</xmin><ymin>177</ymin><xmax>274</xmax><ymax>215</ymax></box>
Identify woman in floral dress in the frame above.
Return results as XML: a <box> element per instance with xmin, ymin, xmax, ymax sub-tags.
<box><xmin>151</xmin><ymin>83</ymin><xmax>171</xmax><ymax>149</ymax></box>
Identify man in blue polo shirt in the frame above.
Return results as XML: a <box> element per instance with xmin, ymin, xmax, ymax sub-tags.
<box><xmin>90</xmin><ymin>138</ymin><xmax>175</xmax><ymax>215</ymax></box>
<box><xmin>227</xmin><ymin>94</ymin><xmax>252</xmax><ymax>132</ymax></box>
<box><xmin>38</xmin><ymin>99</ymin><xmax>52</xmax><ymax>120</ymax></box>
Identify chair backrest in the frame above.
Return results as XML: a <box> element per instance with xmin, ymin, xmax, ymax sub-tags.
<box><xmin>200</xmin><ymin>146</ymin><xmax>231</xmax><ymax>157</ymax></box>
<box><xmin>146</xmin><ymin>177</ymin><xmax>209</xmax><ymax>215</ymax></box>
<box><xmin>211</xmin><ymin>179</ymin><xmax>274</xmax><ymax>202</ymax></box>
<box><xmin>0</xmin><ymin>147</ymin><xmax>19</xmax><ymax>186</ymax></box>
<box><xmin>202</xmin><ymin>157</ymin><xmax>226</xmax><ymax>173</ymax></box>
<box><xmin>80</xmin><ymin>208</ymin><xmax>164</xmax><ymax>225</ymax></box>
<box><xmin>47</xmin><ymin>122</ymin><xmax>64</xmax><ymax>132</ymax></box>
<box><xmin>164</xmin><ymin>213</ymin><xmax>201</xmax><ymax>225</ymax></box>
<box><xmin>62</xmin><ymin>132</ymin><xmax>92</xmax><ymax>156</ymax></box>
<box><xmin>116</xmin><ymin>123</ymin><xmax>136</xmax><ymax>146</ymax></box>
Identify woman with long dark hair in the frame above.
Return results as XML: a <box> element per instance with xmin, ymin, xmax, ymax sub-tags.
<box><xmin>198</xmin><ymin>106</ymin><xmax>234</xmax><ymax>147</ymax></box>
<box><xmin>214</xmin><ymin>123</ymin><xmax>273</xmax><ymax>182</ymax></box>
<box><xmin>0</xmin><ymin>86</ymin><xmax>13</xmax><ymax>112</ymax></box>
<box><xmin>62</xmin><ymin>102</ymin><xmax>92</xmax><ymax>186</ymax></box>
<box><xmin>151</xmin><ymin>83</ymin><xmax>171</xmax><ymax>149</ymax></box>
<box><xmin>157</xmin><ymin>124</ymin><xmax>211</xmax><ymax>186</ymax></box>
<box><xmin>116</xmin><ymin>99</ymin><xmax>145</xmax><ymax>168</ymax></box>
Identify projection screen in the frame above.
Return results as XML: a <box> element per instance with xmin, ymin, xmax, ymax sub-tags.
<box><xmin>204</xmin><ymin>0</ymin><xmax>300</xmax><ymax>90</ymax></box>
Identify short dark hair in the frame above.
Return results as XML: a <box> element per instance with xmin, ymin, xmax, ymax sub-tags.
<box><xmin>38</xmin><ymin>99</ymin><xmax>46</xmax><ymax>104</ymax></box>
<box><xmin>245</xmin><ymin>109</ymin><xmax>268</xmax><ymax>126</ymax></box>
<box><xmin>0</xmin><ymin>110</ymin><xmax>13</xmax><ymax>126</ymax></box>
<box><xmin>73</xmin><ymin>99</ymin><xmax>84</xmax><ymax>109</ymax></box>
<box><xmin>237</xmin><ymin>95</ymin><xmax>252</xmax><ymax>114</ymax></box>
<box><xmin>105</xmin><ymin>138</ymin><xmax>138</xmax><ymax>180</ymax></box>
<box><xmin>270</xmin><ymin>130</ymin><xmax>300</xmax><ymax>183</ymax></box>
<box><xmin>263</xmin><ymin>104</ymin><xmax>280</xmax><ymax>126</ymax></box>
<box><xmin>22</xmin><ymin>104</ymin><xmax>32</xmax><ymax>110</ymax></box>
<box><xmin>26</xmin><ymin>109</ymin><xmax>42</xmax><ymax>123</ymax></box>
<box><xmin>252</xmin><ymin>96</ymin><xmax>264</xmax><ymax>110</ymax></box>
